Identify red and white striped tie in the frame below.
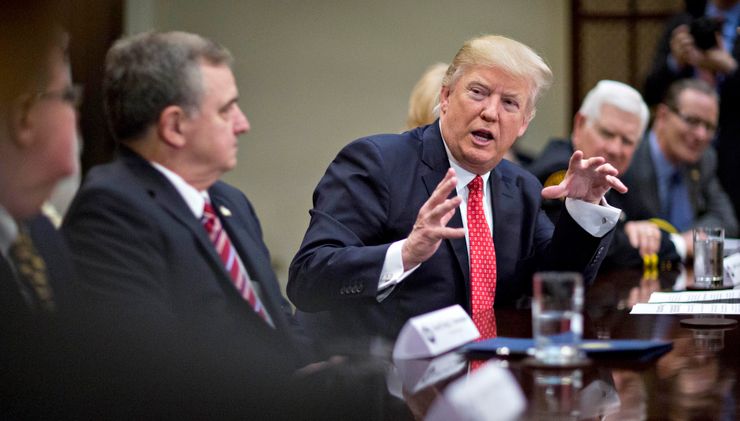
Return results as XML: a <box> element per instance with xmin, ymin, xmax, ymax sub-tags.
<box><xmin>202</xmin><ymin>201</ymin><xmax>273</xmax><ymax>327</ymax></box>
<box><xmin>467</xmin><ymin>175</ymin><xmax>497</xmax><ymax>340</ymax></box>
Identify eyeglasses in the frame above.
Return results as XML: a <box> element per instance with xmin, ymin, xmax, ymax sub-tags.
<box><xmin>666</xmin><ymin>105</ymin><xmax>717</xmax><ymax>134</ymax></box>
<box><xmin>34</xmin><ymin>84</ymin><xmax>83</xmax><ymax>108</ymax></box>
<box><xmin>19</xmin><ymin>84</ymin><xmax>83</xmax><ymax>120</ymax></box>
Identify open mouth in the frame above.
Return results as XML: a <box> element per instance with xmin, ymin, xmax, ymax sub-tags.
<box><xmin>471</xmin><ymin>130</ymin><xmax>494</xmax><ymax>142</ymax></box>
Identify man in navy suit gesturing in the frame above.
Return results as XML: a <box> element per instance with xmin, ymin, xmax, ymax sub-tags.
<box><xmin>289</xmin><ymin>35</ymin><xmax>626</xmax><ymax>341</ymax></box>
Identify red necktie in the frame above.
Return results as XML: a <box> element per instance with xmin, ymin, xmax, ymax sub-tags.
<box><xmin>202</xmin><ymin>201</ymin><xmax>273</xmax><ymax>327</ymax></box>
<box><xmin>467</xmin><ymin>175</ymin><xmax>497</xmax><ymax>340</ymax></box>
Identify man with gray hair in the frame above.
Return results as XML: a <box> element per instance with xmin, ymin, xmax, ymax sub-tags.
<box><xmin>527</xmin><ymin>80</ymin><xmax>679</xmax><ymax>268</ymax></box>
<box><xmin>62</xmin><ymin>32</ymin><xmax>307</xmax><ymax>413</ymax></box>
<box><xmin>289</xmin><ymin>35</ymin><xmax>626</xmax><ymax>341</ymax></box>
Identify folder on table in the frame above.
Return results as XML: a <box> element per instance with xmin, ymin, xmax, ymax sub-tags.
<box><xmin>463</xmin><ymin>337</ymin><xmax>672</xmax><ymax>363</ymax></box>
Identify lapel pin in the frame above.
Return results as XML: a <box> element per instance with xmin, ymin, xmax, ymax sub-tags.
<box><xmin>219</xmin><ymin>205</ymin><xmax>232</xmax><ymax>217</ymax></box>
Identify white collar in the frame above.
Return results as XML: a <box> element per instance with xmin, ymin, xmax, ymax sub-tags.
<box><xmin>0</xmin><ymin>205</ymin><xmax>18</xmax><ymax>258</ymax></box>
<box><xmin>149</xmin><ymin>162</ymin><xmax>209</xmax><ymax>218</ymax></box>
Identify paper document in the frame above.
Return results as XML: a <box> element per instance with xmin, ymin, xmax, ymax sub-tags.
<box><xmin>631</xmin><ymin>303</ymin><xmax>740</xmax><ymax>314</ymax></box>
<box><xmin>648</xmin><ymin>290</ymin><xmax>740</xmax><ymax>303</ymax></box>
<box><xmin>726</xmin><ymin>238</ymin><xmax>740</xmax><ymax>254</ymax></box>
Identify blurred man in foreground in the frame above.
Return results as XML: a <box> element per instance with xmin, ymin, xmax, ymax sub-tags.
<box><xmin>0</xmin><ymin>1</ymin><xmax>82</xmax><ymax>417</ymax></box>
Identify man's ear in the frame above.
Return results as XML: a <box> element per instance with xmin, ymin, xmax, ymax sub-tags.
<box><xmin>157</xmin><ymin>105</ymin><xmax>187</xmax><ymax>148</ymax></box>
<box><xmin>655</xmin><ymin>104</ymin><xmax>669</xmax><ymax>121</ymax></box>
<box><xmin>571</xmin><ymin>112</ymin><xmax>586</xmax><ymax>149</ymax></box>
<box><xmin>7</xmin><ymin>95</ymin><xmax>35</xmax><ymax>149</ymax></box>
<box><xmin>439</xmin><ymin>86</ymin><xmax>450</xmax><ymax>115</ymax></box>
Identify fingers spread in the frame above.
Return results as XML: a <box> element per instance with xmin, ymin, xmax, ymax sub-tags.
<box><xmin>606</xmin><ymin>174</ymin><xmax>628</xmax><ymax>193</ymax></box>
<box><xmin>541</xmin><ymin>184</ymin><xmax>565</xmax><ymax>200</ymax></box>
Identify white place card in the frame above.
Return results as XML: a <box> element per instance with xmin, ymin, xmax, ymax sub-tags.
<box><xmin>394</xmin><ymin>351</ymin><xmax>467</xmax><ymax>393</ymax></box>
<box><xmin>631</xmin><ymin>303</ymin><xmax>740</xmax><ymax>315</ymax></box>
<box><xmin>724</xmin><ymin>253</ymin><xmax>740</xmax><ymax>285</ymax></box>
<box><xmin>648</xmin><ymin>289</ymin><xmax>740</xmax><ymax>303</ymax></box>
<box><xmin>579</xmin><ymin>380</ymin><xmax>621</xmax><ymax>419</ymax></box>
<box><xmin>393</xmin><ymin>305</ymin><xmax>480</xmax><ymax>359</ymax></box>
<box><xmin>425</xmin><ymin>362</ymin><xmax>525</xmax><ymax>421</ymax></box>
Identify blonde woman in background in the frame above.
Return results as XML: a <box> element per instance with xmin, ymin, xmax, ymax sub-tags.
<box><xmin>405</xmin><ymin>62</ymin><xmax>447</xmax><ymax>129</ymax></box>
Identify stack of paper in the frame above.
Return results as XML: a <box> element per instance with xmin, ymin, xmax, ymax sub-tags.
<box><xmin>631</xmin><ymin>290</ymin><xmax>740</xmax><ymax>314</ymax></box>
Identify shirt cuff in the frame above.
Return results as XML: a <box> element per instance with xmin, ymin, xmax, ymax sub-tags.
<box><xmin>564</xmin><ymin>197</ymin><xmax>621</xmax><ymax>238</ymax></box>
<box><xmin>670</xmin><ymin>233</ymin><xmax>688</xmax><ymax>262</ymax></box>
<box><xmin>377</xmin><ymin>239</ymin><xmax>420</xmax><ymax>302</ymax></box>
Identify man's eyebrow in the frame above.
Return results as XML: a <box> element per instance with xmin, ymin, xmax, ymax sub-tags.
<box><xmin>220</xmin><ymin>96</ymin><xmax>239</xmax><ymax>111</ymax></box>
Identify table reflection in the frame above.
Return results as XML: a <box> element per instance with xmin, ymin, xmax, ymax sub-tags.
<box><xmin>389</xmin><ymin>267</ymin><xmax>740</xmax><ymax>420</ymax></box>
<box><xmin>528</xmin><ymin>368</ymin><xmax>583</xmax><ymax>420</ymax></box>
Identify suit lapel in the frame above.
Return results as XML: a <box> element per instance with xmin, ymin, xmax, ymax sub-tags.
<box><xmin>488</xmin><ymin>165</ymin><xmax>521</xmax><ymax>303</ymax></box>
<box><xmin>489</xmin><ymin>166</ymin><xmax>518</xmax><ymax>243</ymax></box>
<box><xmin>118</xmin><ymin>149</ymin><xmax>235</xmax><ymax>292</ymax></box>
<box><xmin>636</xmin><ymin>138</ymin><xmax>662</xmax><ymax>215</ymax></box>
<box><xmin>208</xmin><ymin>189</ymin><xmax>289</xmax><ymax>331</ymax></box>
<box><xmin>420</xmin><ymin>122</ymin><xmax>470</xmax><ymax>286</ymax></box>
<box><xmin>0</xmin><ymin>254</ymin><xmax>30</xmax><ymax>319</ymax></box>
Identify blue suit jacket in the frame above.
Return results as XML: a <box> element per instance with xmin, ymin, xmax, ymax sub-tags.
<box><xmin>62</xmin><ymin>148</ymin><xmax>303</xmax><ymax>367</ymax></box>
<box><xmin>288</xmin><ymin>122</ymin><xmax>613</xmax><ymax>339</ymax></box>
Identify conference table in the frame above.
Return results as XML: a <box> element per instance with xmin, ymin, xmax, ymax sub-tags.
<box><xmin>391</xmin><ymin>267</ymin><xmax>740</xmax><ymax>420</ymax></box>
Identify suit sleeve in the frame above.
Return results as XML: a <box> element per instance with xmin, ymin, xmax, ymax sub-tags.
<box><xmin>288</xmin><ymin>140</ymin><xmax>393</xmax><ymax>312</ymax></box>
<box><xmin>696</xmin><ymin>168</ymin><xmax>739</xmax><ymax>237</ymax></box>
<box><xmin>603</xmin><ymin>221</ymin><xmax>680</xmax><ymax>268</ymax></box>
<box><xmin>547</xmin><ymin>209</ymin><xmax>615</xmax><ymax>287</ymax></box>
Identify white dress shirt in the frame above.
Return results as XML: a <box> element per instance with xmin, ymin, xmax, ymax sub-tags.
<box><xmin>0</xmin><ymin>205</ymin><xmax>18</xmax><ymax>260</ymax></box>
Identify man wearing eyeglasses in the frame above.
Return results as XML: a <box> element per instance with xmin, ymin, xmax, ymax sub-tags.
<box><xmin>612</xmin><ymin>78</ymin><xmax>738</xmax><ymax>261</ymax></box>
<box><xmin>0</xmin><ymin>3</ymin><xmax>78</xmax><ymax>327</ymax></box>
<box><xmin>0</xmin><ymin>1</ymin><xmax>84</xmax><ymax>417</ymax></box>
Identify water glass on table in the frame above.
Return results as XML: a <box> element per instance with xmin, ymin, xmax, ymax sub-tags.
<box><xmin>532</xmin><ymin>272</ymin><xmax>585</xmax><ymax>366</ymax></box>
<box><xmin>693</xmin><ymin>227</ymin><xmax>724</xmax><ymax>289</ymax></box>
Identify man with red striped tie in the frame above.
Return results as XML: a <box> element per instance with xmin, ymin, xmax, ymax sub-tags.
<box><xmin>61</xmin><ymin>31</ymin><xmax>323</xmax><ymax>417</ymax></box>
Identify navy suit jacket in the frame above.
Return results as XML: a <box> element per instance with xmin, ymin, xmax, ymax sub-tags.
<box><xmin>288</xmin><ymin>122</ymin><xmax>613</xmax><ymax>340</ymax></box>
<box><xmin>62</xmin><ymin>148</ymin><xmax>302</xmax><ymax>367</ymax></box>
<box><xmin>0</xmin><ymin>215</ymin><xmax>81</xmax><ymax>418</ymax></box>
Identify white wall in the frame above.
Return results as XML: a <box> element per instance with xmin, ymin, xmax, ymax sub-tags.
<box><xmin>125</xmin><ymin>0</ymin><xmax>571</xmax><ymax>287</ymax></box>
